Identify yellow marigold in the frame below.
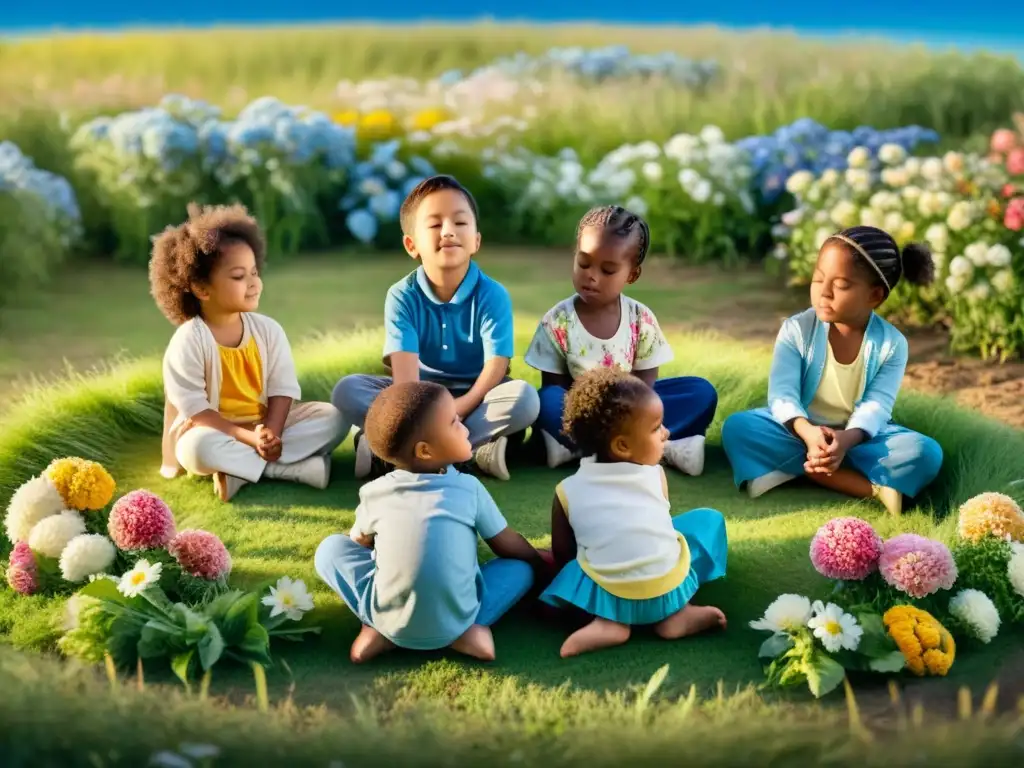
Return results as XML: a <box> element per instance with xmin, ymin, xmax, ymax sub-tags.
<box><xmin>883</xmin><ymin>605</ymin><xmax>955</xmax><ymax>677</ymax></box>
<box><xmin>332</xmin><ymin>109</ymin><xmax>360</xmax><ymax>127</ymax></box>
<box><xmin>410</xmin><ymin>107</ymin><xmax>451</xmax><ymax>132</ymax></box>
<box><xmin>44</xmin><ymin>457</ymin><xmax>116</xmax><ymax>511</ymax></box>
<box><xmin>958</xmin><ymin>492</ymin><xmax>1024</xmax><ymax>543</ymax></box>
<box><xmin>358</xmin><ymin>109</ymin><xmax>399</xmax><ymax>140</ymax></box>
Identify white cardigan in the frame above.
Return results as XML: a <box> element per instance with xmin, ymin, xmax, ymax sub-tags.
<box><xmin>159</xmin><ymin>312</ymin><xmax>302</xmax><ymax>478</ymax></box>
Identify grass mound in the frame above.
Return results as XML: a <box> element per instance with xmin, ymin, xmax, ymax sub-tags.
<box><xmin>1</xmin><ymin>326</ymin><xmax>1023</xmax><ymax>723</ymax></box>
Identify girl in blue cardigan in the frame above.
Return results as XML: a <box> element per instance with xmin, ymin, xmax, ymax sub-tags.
<box><xmin>722</xmin><ymin>226</ymin><xmax>943</xmax><ymax>515</ymax></box>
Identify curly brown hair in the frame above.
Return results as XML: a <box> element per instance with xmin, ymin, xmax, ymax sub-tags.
<box><xmin>562</xmin><ymin>367</ymin><xmax>654</xmax><ymax>457</ymax></box>
<box><xmin>148</xmin><ymin>202</ymin><xmax>267</xmax><ymax>325</ymax></box>
<box><xmin>365</xmin><ymin>381</ymin><xmax>449</xmax><ymax>466</ymax></box>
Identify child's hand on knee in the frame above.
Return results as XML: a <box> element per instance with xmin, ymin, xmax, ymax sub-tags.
<box><xmin>255</xmin><ymin>424</ymin><xmax>283</xmax><ymax>462</ymax></box>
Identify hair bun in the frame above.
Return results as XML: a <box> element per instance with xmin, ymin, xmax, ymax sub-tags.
<box><xmin>900</xmin><ymin>242</ymin><xmax>936</xmax><ymax>286</ymax></box>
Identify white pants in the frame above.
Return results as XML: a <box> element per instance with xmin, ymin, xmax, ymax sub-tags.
<box><xmin>175</xmin><ymin>401</ymin><xmax>349</xmax><ymax>484</ymax></box>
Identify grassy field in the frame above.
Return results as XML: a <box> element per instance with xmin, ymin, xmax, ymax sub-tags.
<box><xmin>2</xmin><ymin>250</ymin><xmax>1024</xmax><ymax>763</ymax></box>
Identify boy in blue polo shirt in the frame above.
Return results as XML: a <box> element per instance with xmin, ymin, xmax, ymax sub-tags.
<box><xmin>332</xmin><ymin>175</ymin><xmax>540</xmax><ymax>481</ymax></box>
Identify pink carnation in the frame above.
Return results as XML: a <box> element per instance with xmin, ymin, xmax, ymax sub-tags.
<box><xmin>1008</xmin><ymin>148</ymin><xmax>1024</xmax><ymax>176</ymax></box>
<box><xmin>809</xmin><ymin>516</ymin><xmax>883</xmax><ymax>580</ymax></box>
<box><xmin>879</xmin><ymin>534</ymin><xmax>957</xmax><ymax>598</ymax></box>
<box><xmin>168</xmin><ymin>529</ymin><xmax>232</xmax><ymax>580</ymax></box>
<box><xmin>991</xmin><ymin>128</ymin><xmax>1018</xmax><ymax>155</ymax></box>
<box><xmin>107</xmin><ymin>490</ymin><xmax>176</xmax><ymax>551</ymax></box>
<box><xmin>6</xmin><ymin>541</ymin><xmax>39</xmax><ymax>595</ymax></box>
<box><xmin>1005</xmin><ymin>197</ymin><xmax>1024</xmax><ymax>232</ymax></box>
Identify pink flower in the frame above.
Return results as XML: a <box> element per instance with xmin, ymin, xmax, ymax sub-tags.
<box><xmin>991</xmin><ymin>128</ymin><xmax>1017</xmax><ymax>155</ymax></box>
<box><xmin>1005</xmin><ymin>198</ymin><xmax>1024</xmax><ymax>232</ymax></box>
<box><xmin>600</xmin><ymin>352</ymin><xmax>615</xmax><ymax>368</ymax></box>
<box><xmin>1008</xmin><ymin>148</ymin><xmax>1024</xmax><ymax>176</ymax></box>
<box><xmin>6</xmin><ymin>541</ymin><xmax>38</xmax><ymax>595</ymax></box>
<box><xmin>809</xmin><ymin>516</ymin><xmax>883</xmax><ymax>580</ymax></box>
<box><xmin>108</xmin><ymin>490</ymin><xmax>176</xmax><ymax>551</ymax></box>
<box><xmin>879</xmin><ymin>534</ymin><xmax>957</xmax><ymax>598</ymax></box>
<box><xmin>552</xmin><ymin>327</ymin><xmax>568</xmax><ymax>352</ymax></box>
<box><xmin>168</xmin><ymin>529</ymin><xmax>232</xmax><ymax>580</ymax></box>
<box><xmin>1003</xmin><ymin>184</ymin><xmax>1017</xmax><ymax>199</ymax></box>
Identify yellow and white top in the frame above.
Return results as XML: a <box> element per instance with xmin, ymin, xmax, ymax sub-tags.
<box><xmin>808</xmin><ymin>341</ymin><xmax>866</xmax><ymax>428</ymax></box>
<box><xmin>218</xmin><ymin>334</ymin><xmax>267</xmax><ymax>424</ymax></box>
<box><xmin>556</xmin><ymin>462</ymin><xmax>690</xmax><ymax>600</ymax></box>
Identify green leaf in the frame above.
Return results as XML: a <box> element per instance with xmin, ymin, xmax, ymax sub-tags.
<box><xmin>868</xmin><ymin>650</ymin><xmax>907</xmax><ymax>674</ymax></box>
<box><xmin>636</xmin><ymin>664</ymin><xmax>670</xmax><ymax>713</ymax></box>
<box><xmin>204</xmin><ymin>589</ymin><xmax>247</xmax><ymax>621</ymax></box>
<box><xmin>198</xmin><ymin>622</ymin><xmax>225</xmax><ymax>670</ymax></box>
<box><xmin>855</xmin><ymin>612</ymin><xmax>900</xmax><ymax>659</ymax></box>
<box><xmin>171</xmin><ymin>649</ymin><xmax>196</xmax><ymax>686</ymax></box>
<box><xmin>137</xmin><ymin>624</ymin><xmax>174</xmax><ymax>659</ymax></box>
<box><xmin>173</xmin><ymin>604</ymin><xmax>210</xmax><ymax>644</ymax></box>
<box><xmin>218</xmin><ymin>593</ymin><xmax>259</xmax><ymax>646</ymax></box>
<box><xmin>80</xmin><ymin>579</ymin><xmax>128</xmax><ymax>605</ymax></box>
<box><xmin>758</xmin><ymin>634</ymin><xmax>794</xmax><ymax>659</ymax></box>
<box><xmin>805</xmin><ymin>652</ymin><xmax>846</xmax><ymax>698</ymax></box>
<box><xmin>240</xmin><ymin>622</ymin><xmax>270</xmax><ymax>657</ymax></box>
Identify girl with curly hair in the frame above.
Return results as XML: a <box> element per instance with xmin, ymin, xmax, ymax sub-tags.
<box><xmin>151</xmin><ymin>203</ymin><xmax>348</xmax><ymax>502</ymax></box>
<box><xmin>541</xmin><ymin>367</ymin><xmax>728</xmax><ymax>658</ymax></box>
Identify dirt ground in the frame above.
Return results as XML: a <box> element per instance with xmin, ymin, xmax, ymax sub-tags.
<box><xmin>675</xmin><ymin>266</ymin><xmax>1024</xmax><ymax>430</ymax></box>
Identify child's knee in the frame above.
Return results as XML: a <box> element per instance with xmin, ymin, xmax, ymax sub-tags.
<box><xmin>918</xmin><ymin>435</ymin><xmax>944</xmax><ymax>480</ymax></box>
<box><xmin>175</xmin><ymin>429</ymin><xmax>217</xmax><ymax>475</ymax></box>
<box><xmin>314</xmin><ymin>534</ymin><xmax>352</xmax><ymax>579</ymax></box>
<box><xmin>693</xmin><ymin>377</ymin><xmax>719</xmax><ymax>412</ymax></box>
<box><xmin>507</xmin><ymin>381</ymin><xmax>541</xmax><ymax>431</ymax></box>
<box><xmin>331</xmin><ymin>374</ymin><xmax>375</xmax><ymax>417</ymax></box>
<box><xmin>721</xmin><ymin>410</ymin><xmax>754</xmax><ymax>451</ymax></box>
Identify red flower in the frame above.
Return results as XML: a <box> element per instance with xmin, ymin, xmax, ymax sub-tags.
<box><xmin>1008</xmin><ymin>148</ymin><xmax>1024</xmax><ymax>176</ymax></box>
<box><xmin>1005</xmin><ymin>197</ymin><xmax>1024</xmax><ymax>232</ymax></box>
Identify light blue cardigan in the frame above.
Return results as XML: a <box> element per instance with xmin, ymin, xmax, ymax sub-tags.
<box><xmin>767</xmin><ymin>308</ymin><xmax>908</xmax><ymax>439</ymax></box>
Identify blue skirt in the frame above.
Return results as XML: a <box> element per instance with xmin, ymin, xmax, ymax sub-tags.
<box><xmin>540</xmin><ymin>507</ymin><xmax>728</xmax><ymax>626</ymax></box>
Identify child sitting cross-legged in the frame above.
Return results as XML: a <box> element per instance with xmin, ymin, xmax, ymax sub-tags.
<box><xmin>315</xmin><ymin>381</ymin><xmax>548</xmax><ymax>663</ymax></box>
<box><xmin>541</xmin><ymin>367</ymin><xmax>728</xmax><ymax>658</ymax></box>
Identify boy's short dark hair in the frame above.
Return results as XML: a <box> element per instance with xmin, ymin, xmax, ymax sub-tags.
<box><xmin>148</xmin><ymin>202</ymin><xmax>266</xmax><ymax>325</ymax></box>
<box><xmin>365</xmin><ymin>381</ymin><xmax>449</xmax><ymax>465</ymax></box>
<box><xmin>399</xmin><ymin>174</ymin><xmax>480</xmax><ymax>235</ymax></box>
<box><xmin>562</xmin><ymin>367</ymin><xmax>653</xmax><ymax>456</ymax></box>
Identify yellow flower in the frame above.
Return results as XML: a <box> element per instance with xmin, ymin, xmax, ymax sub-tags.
<box><xmin>958</xmin><ymin>492</ymin><xmax>1024</xmax><ymax>543</ymax></box>
<box><xmin>44</xmin><ymin>457</ymin><xmax>116</xmax><ymax>511</ymax></box>
<box><xmin>358</xmin><ymin>109</ymin><xmax>399</xmax><ymax>140</ymax></box>
<box><xmin>332</xmin><ymin>110</ymin><xmax>360</xmax><ymax>127</ymax></box>
<box><xmin>883</xmin><ymin>605</ymin><xmax>955</xmax><ymax>677</ymax></box>
<box><xmin>409</xmin><ymin>107</ymin><xmax>451</xmax><ymax>132</ymax></box>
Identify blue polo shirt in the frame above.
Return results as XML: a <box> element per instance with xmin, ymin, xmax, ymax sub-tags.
<box><xmin>383</xmin><ymin>261</ymin><xmax>514</xmax><ymax>383</ymax></box>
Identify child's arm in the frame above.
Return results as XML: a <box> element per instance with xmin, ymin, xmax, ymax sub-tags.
<box><xmin>541</xmin><ymin>371</ymin><xmax>574</xmax><ymax>390</ymax></box>
<box><xmin>632</xmin><ymin>368</ymin><xmax>658</xmax><ymax>387</ymax></box>
<box><xmin>454</xmin><ymin>357</ymin><xmax>509</xmax><ymax>418</ymax></box>
<box><xmin>845</xmin><ymin>334</ymin><xmax>908</xmax><ymax>440</ymax></box>
<box><xmin>476</xmin><ymin>481</ymin><xmax>550</xmax><ymax>581</ymax></box>
<box><xmin>456</xmin><ymin>282</ymin><xmax>515</xmax><ymax>417</ymax></box>
<box><xmin>550</xmin><ymin>492</ymin><xmax>577</xmax><ymax>569</ymax></box>
<box><xmin>350</xmin><ymin>500</ymin><xmax>376</xmax><ymax>549</ymax></box>
<box><xmin>383</xmin><ymin>288</ymin><xmax>421</xmax><ymax>385</ymax></box>
<box><xmin>631</xmin><ymin>303</ymin><xmax>673</xmax><ymax>387</ymax></box>
<box><xmin>485</xmin><ymin>528</ymin><xmax>545</xmax><ymax>569</ymax></box>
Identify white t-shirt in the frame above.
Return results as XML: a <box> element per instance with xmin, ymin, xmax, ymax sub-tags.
<box><xmin>524</xmin><ymin>294</ymin><xmax>674</xmax><ymax>380</ymax></box>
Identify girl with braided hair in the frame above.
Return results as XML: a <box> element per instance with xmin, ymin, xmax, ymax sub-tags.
<box><xmin>524</xmin><ymin>205</ymin><xmax>718</xmax><ymax>476</ymax></box>
<box><xmin>722</xmin><ymin>225</ymin><xmax>944</xmax><ymax>515</ymax></box>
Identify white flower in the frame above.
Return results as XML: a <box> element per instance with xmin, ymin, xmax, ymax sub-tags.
<box><xmin>749</xmin><ymin>594</ymin><xmax>812</xmax><ymax>635</ymax></box>
<box><xmin>964</xmin><ymin>242</ymin><xmax>990</xmax><ymax>267</ymax></box>
<box><xmin>118</xmin><ymin>559</ymin><xmax>163</xmax><ymax>598</ymax></box>
<box><xmin>881</xmin><ymin>167</ymin><xmax>910</xmax><ymax>188</ymax></box>
<box><xmin>966</xmin><ymin>281</ymin><xmax>991</xmax><ymax>302</ymax></box>
<box><xmin>903</xmin><ymin>157</ymin><xmax>922</xmax><ymax>178</ymax></box>
<box><xmin>900</xmin><ymin>185</ymin><xmax>922</xmax><ymax>203</ymax></box>
<box><xmin>807</xmin><ymin>601</ymin><xmax>863</xmax><ymax>653</ymax></box>
<box><xmin>59</xmin><ymin>534</ymin><xmax>117</xmax><ymax>583</ymax></box>
<box><xmin>815</xmin><ymin>226</ymin><xmax>833</xmax><ymax>249</ymax></box>
<box><xmin>946</xmin><ymin>273</ymin><xmax>969</xmax><ymax>294</ymax></box>
<box><xmin>883</xmin><ymin>211</ymin><xmax>905</xmax><ymax>233</ymax></box>
<box><xmin>948</xmin><ymin>255</ymin><xmax>974</xmax><ymax>278</ymax></box>
<box><xmin>947</xmin><ymin>201</ymin><xmax>974</xmax><ymax>232</ymax></box>
<box><xmin>27</xmin><ymin>510</ymin><xmax>86</xmax><ymax>558</ymax></box>
<box><xmin>869</xmin><ymin>191</ymin><xmax>901</xmax><ymax>212</ymax></box>
<box><xmin>917</xmin><ymin>191</ymin><xmax>944</xmax><ymax>217</ymax></box>
<box><xmin>712</xmin><ymin>191</ymin><xmax>725</xmax><ymax>206</ymax></box>
<box><xmin>830</xmin><ymin>200</ymin><xmax>858</xmax><ymax>228</ymax></box>
<box><xmin>845</xmin><ymin>168</ymin><xmax>871</xmax><ymax>192</ymax></box>
<box><xmin>898</xmin><ymin>221</ymin><xmax>916</xmax><ymax>242</ymax></box>
<box><xmin>262</xmin><ymin>576</ymin><xmax>314</xmax><ymax>621</ymax></box>
<box><xmin>949</xmin><ymin>589</ymin><xmax>1000</xmax><ymax>643</ymax></box>
<box><xmin>785</xmin><ymin>170</ymin><xmax>813</xmax><ymax>195</ymax></box>
<box><xmin>878</xmin><ymin>143</ymin><xmax>907</xmax><ymax>165</ymax></box>
<box><xmin>4</xmin><ymin>475</ymin><xmax>63</xmax><ymax>544</ymax></box>
<box><xmin>772</xmin><ymin>243</ymin><xmax>789</xmax><ymax>261</ymax></box>
<box><xmin>943</xmin><ymin>151</ymin><xmax>965</xmax><ymax>174</ymax></box>
<box><xmin>624</xmin><ymin>195</ymin><xmax>648</xmax><ymax>217</ymax></box>
<box><xmin>819</xmin><ymin>169</ymin><xmax>840</xmax><ymax>188</ymax></box>
<box><xmin>986</xmin><ymin>244</ymin><xmax>1012</xmax><ymax>268</ymax></box>
<box><xmin>925</xmin><ymin>223</ymin><xmax>949</xmax><ymax>250</ymax></box>
<box><xmin>847</xmin><ymin>146</ymin><xmax>870</xmax><ymax>168</ymax></box>
<box><xmin>860</xmin><ymin>208</ymin><xmax>883</xmax><ymax>228</ymax></box>
<box><xmin>664</xmin><ymin>133</ymin><xmax>698</xmax><ymax>162</ymax></box>
<box><xmin>699</xmin><ymin>125</ymin><xmax>725</xmax><ymax>145</ymax></box>
<box><xmin>992</xmin><ymin>268</ymin><xmax>1015</xmax><ymax>294</ymax></box>
<box><xmin>677</xmin><ymin>167</ymin><xmax>700</xmax><ymax>191</ymax></box>
<box><xmin>1008</xmin><ymin>548</ymin><xmax>1024</xmax><ymax>598</ymax></box>
<box><xmin>641</xmin><ymin>161</ymin><xmax>662</xmax><ymax>183</ymax></box>
<box><xmin>920</xmin><ymin>157</ymin><xmax>944</xmax><ymax>182</ymax></box>
<box><xmin>781</xmin><ymin>208</ymin><xmax>804</xmax><ymax>227</ymax></box>
<box><xmin>690</xmin><ymin>179</ymin><xmax>713</xmax><ymax>203</ymax></box>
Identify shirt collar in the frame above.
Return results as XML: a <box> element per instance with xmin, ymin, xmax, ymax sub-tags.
<box><xmin>416</xmin><ymin>262</ymin><xmax>480</xmax><ymax>306</ymax></box>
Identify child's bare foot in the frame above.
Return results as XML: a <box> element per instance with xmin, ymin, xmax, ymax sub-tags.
<box><xmin>654</xmin><ymin>604</ymin><xmax>727</xmax><ymax>640</ymax></box>
<box><xmin>450</xmin><ymin>624</ymin><xmax>495</xmax><ymax>661</ymax></box>
<box><xmin>560</xmin><ymin>618</ymin><xmax>630</xmax><ymax>658</ymax></box>
<box><xmin>349</xmin><ymin>625</ymin><xmax>395</xmax><ymax>664</ymax></box>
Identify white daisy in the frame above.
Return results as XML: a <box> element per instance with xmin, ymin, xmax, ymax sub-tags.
<box><xmin>949</xmin><ymin>589</ymin><xmax>1000</xmax><ymax>643</ymax></box>
<box><xmin>749</xmin><ymin>594</ymin><xmax>812</xmax><ymax>635</ymax></box>
<box><xmin>807</xmin><ymin>602</ymin><xmax>862</xmax><ymax>653</ymax></box>
<box><xmin>262</xmin><ymin>576</ymin><xmax>315</xmax><ymax>621</ymax></box>
<box><xmin>118</xmin><ymin>559</ymin><xmax>163</xmax><ymax>598</ymax></box>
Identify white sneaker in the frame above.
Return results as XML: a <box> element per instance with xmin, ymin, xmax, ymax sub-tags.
<box><xmin>748</xmin><ymin>470</ymin><xmax>796</xmax><ymax>499</ymax></box>
<box><xmin>354</xmin><ymin>432</ymin><xmax>372</xmax><ymax>479</ymax></box>
<box><xmin>662</xmin><ymin>436</ymin><xmax>705</xmax><ymax>476</ymax></box>
<box><xmin>264</xmin><ymin>455</ymin><xmax>331</xmax><ymax>489</ymax></box>
<box><xmin>213</xmin><ymin>472</ymin><xmax>248</xmax><ymax>502</ymax></box>
<box><xmin>541</xmin><ymin>430</ymin><xmax>579</xmax><ymax>469</ymax></box>
<box><xmin>474</xmin><ymin>436</ymin><xmax>510</xmax><ymax>481</ymax></box>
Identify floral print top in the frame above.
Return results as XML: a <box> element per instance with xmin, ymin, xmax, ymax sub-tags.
<box><xmin>525</xmin><ymin>294</ymin><xmax>674</xmax><ymax>380</ymax></box>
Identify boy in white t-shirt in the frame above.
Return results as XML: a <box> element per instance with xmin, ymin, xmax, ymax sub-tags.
<box><xmin>524</xmin><ymin>205</ymin><xmax>718</xmax><ymax>475</ymax></box>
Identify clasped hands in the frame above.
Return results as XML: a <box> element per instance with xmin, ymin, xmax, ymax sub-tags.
<box><xmin>797</xmin><ymin>423</ymin><xmax>857</xmax><ymax>476</ymax></box>
<box><xmin>252</xmin><ymin>424</ymin><xmax>282</xmax><ymax>463</ymax></box>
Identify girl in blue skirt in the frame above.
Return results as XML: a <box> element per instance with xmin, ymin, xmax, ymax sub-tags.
<box><xmin>722</xmin><ymin>226</ymin><xmax>944</xmax><ymax>515</ymax></box>
<box><xmin>541</xmin><ymin>367</ymin><xmax>728</xmax><ymax>658</ymax></box>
